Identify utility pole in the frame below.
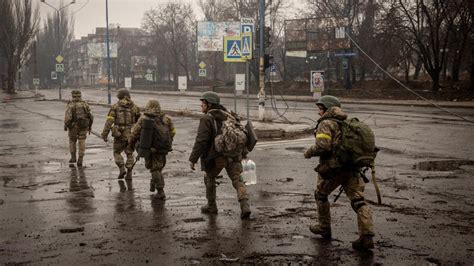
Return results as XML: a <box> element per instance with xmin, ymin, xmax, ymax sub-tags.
<box><xmin>106</xmin><ymin>0</ymin><xmax>112</xmax><ymax>104</ymax></box>
<box><xmin>258</xmin><ymin>0</ymin><xmax>266</xmax><ymax>121</ymax></box>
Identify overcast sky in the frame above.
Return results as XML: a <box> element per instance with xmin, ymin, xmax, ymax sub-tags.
<box><xmin>38</xmin><ymin>0</ymin><xmax>301</xmax><ymax>39</ymax></box>
<box><xmin>38</xmin><ymin>0</ymin><xmax>203</xmax><ymax>38</ymax></box>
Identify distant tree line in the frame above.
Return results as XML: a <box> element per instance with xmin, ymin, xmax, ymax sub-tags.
<box><xmin>1</xmin><ymin>0</ymin><xmax>472</xmax><ymax>94</ymax></box>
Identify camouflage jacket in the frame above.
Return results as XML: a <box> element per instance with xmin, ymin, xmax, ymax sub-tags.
<box><xmin>64</xmin><ymin>98</ymin><xmax>93</xmax><ymax>129</ymax></box>
<box><xmin>189</xmin><ymin>106</ymin><xmax>231</xmax><ymax>168</ymax></box>
<box><xmin>129</xmin><ymin>111</ymin><xmax>176</xmax><ymax>147</ymax></box>
<box><xmin>101</xmin><ymin>98</ymin><xmax>140</xmax><ymax>139</ymax></box>
<box><xmin>305</xmin><ymin>106</ymin><xmax>348</xmax><ymax>168</ymax></box>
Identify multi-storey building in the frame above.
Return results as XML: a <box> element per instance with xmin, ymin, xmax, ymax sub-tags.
<box><xmin>66</xmin><ymin>26</ymin><xmax>152</xmax><ymax>87</ymax></box>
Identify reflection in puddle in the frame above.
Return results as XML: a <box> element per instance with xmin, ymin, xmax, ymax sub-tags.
<box><xmin>41</xmin><ymin>161</ymin><xmax>63</xmax><ymax>173</ymax></box>
<box><xmin>1</xmin><ymin>164</ymin><xmax>29</xmax><ymax>169</ymax></box>
<box><xmin>0</xmin><ymin>119</ymin><xmax>19</xmax><ymax>129</ymax></box>
<box><xmin>415</xmin><ymin>160</ymin><xmax>474</xmax><ymax>171</ymax></box>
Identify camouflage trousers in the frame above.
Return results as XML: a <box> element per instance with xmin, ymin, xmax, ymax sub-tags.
<box><xmin>205</xmin><ymin>156</ymin><xmax>249</xmax><ymax>202</ymax></box>
<box><xmin>68</xmin><ymin>126</ymin><xmax>88</xmax><ymax>158</ymax></box>
<box><xmin>113</xmin><ymin>138</ymin><xmax>134</xmax><ymax>169</ymax></box>
<box><xmin>145</xmin><ymin>153</ymin><xmax>167</xmax><ymax>190</ymax></box>
<box><xmin>315</xmin><ymin>169</ymin><xmax>374</xmax><ymax>236</ymax></box>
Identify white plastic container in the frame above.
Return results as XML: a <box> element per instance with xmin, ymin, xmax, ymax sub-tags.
<box><xmin>241</xmin><ymin>159</ymin><xmax>257</xmax><ymax>185</ymax></box>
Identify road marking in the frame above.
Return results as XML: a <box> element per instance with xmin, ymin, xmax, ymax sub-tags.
<box><xmin>256</xmin><ymin>137</ymin><xmax>313</xmax><ymax>149</ymax></box>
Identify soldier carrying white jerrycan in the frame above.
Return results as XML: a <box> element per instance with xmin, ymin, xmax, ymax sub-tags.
<box><xmin>189</xmin><ymin>91</ymin><xmax>253</xmax><ymax>219</ymax></box>
<box><xmin>64</xmin><ymin>90</ymin><xmax>93</xmax><ymax>167</ymax></box>
<box><xmin>304</xmin><ymin>95</ymin><xmax>379</xmax><ymax>251</ymax></box>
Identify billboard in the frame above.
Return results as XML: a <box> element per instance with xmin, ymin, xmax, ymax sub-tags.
<box><xmin>87</xmin><ymin>43</ymin><xmax>118</xmax><ymax>58</ymax></box>
<box><xmin>197</xmin><ymin>21</ymin><xmax>241</xmax><ymax>51</ymax></box>
<box><xmin>285</xmin><ymin>17</ymin><xmax>350</xmax><ymax>52</ymax></box>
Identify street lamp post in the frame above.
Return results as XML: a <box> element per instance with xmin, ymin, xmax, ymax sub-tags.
<box><xmin>40</xmin><ymin>0</ymin><xmax>75</xmax><ymax>100</ymax></box>
<box><xmin>105</xmin><ymin>0</ymin><xmax>111</xmax><ymax>104</ymax></box>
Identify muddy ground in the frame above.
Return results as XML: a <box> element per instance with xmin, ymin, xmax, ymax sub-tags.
<box><xmin>0</xmin><ymin>95</ymin><xmax>473</xmax><ymax>265</ymax></box>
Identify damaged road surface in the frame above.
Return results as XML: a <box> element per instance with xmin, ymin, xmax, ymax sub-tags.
<box><xmin>0</xmin><ymin>96</ymin><xmax>473</xmax><ymax>264</ymax></box>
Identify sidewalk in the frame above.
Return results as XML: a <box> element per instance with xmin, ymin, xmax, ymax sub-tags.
<box><xmin>4</xmin><ymin>88</ymin><xmax>473</xmax><ymax>139</ymax></box>
<box><xmin>124</xmin><ymin>88</ymin><xmax>474</xmax><ymax>109</ymax></box>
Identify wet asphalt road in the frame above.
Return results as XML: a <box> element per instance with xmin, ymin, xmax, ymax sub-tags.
<box><xmin>0</xmin><ymin>91</ymin><xmax>473</xmax><ymax>264</ymax></box>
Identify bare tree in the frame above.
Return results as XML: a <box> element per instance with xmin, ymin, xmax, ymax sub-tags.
<box><xmin>142</xmin><ymin>2</ymin><xmax>195</xmax><ymax>85</ymax></box>
<box><xmin>37</xmin><ymin>7</ymin><xmax>74</xmax><ymax>88</ymax></box>
<box><xmin>397</xmin><ymin>0</ymin><xmax>461</xmax><ymax>91</ymax></box>
<box><xmin>0</xmin><ymin>0</ymin><xmax>39</xmax><ymax>94</ymax></box>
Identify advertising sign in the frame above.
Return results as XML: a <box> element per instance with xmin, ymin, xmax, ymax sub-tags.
<box><xmin>197</xmin><ymin>21</ymin><xmax>240</xmax><ymax>51</ymax></box>
<box><xmin>235</xmin><ymin>74</ymin><xmax>245</xmax><ymax>91</ymax></box>
<box><xmin>178</xmin><ymin>76</ymin><xmax>187</xmax><ymax>91</ymax></box>
<box><xmin>87</xmin><ymin>43</ymin><xmax>118</xmax><ymax>58</ymax></box>
<box><xmin>311</xmin><ymin>70</ymin><xmax>325</xmax><ymax>99</ymax></box>
<box><xmin>124</xmin><ymin>77</ymin><xmax>132</xmax><ymax>89</ymax></box>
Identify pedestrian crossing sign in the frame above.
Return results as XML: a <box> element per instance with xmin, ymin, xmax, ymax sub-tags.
<box><xmin>224</xmin><ymin>36</ymin><xmax>245</xmax><ymax>62</ymax></box>
<box><xmin>241</xmin><ymin>32</ymin><xmax>252</xmax><ymax>59</ymax></box>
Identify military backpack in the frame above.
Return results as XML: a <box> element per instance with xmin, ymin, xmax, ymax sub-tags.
<box><xmin>209</xmin><ymin>110</ymin><xmax>248</xmax><ymax>157</ymax></box>
<box><xmin>72</xmin><ymin>102</ymin><xmax>91</xmax><ymax>129</ymax></box>
<box><xmin>137</xmin><ymin>114</ymin><xmax>172</xmax><ymax>158</ymax></box>
<box><xmin>322</xmin><ymin>117</ymin><xmax>377</xmax><ymax>168</ymax></box>
<box><xmin>116</xmin><ymin>105</ymin><xmax>133</xmax><ymax>126</ymax></box>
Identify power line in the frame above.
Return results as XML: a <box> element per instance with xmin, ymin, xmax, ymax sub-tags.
<box><xmin>344</xmin><ymin>31</ymin><xmax>474</xmax><ymax>124</ymax></box>
<box><xmin>72</xmin><ymin>0</ymin><xmax>90</xmax><ymax>15</ymax></box>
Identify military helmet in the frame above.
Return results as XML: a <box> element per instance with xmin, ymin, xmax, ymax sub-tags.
<box><xmin>200</xmin><ymin>91</ymin><xmax>220</xmax><ymax>105</ymax></box>
<box><xmin>71</xmin><ymin>90</ymin><xmax>81</xmax><ymax>97</ymax></box>
<box><xmin>145</xmin><ymin>99</ymin><xmax>161</xmax><ymax>113</ymax></box>
<box><xmin>316</xmin><ymin>95</ymin><xmax>341</xmax><ymax>109</ymax></box>
<box><xmin>117</xmin><ymin>89</ymin><xmax>130</xmax><ymax>99</ymax></box>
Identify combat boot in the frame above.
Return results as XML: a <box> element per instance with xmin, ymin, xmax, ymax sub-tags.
<box><xmin>240</xmin><ymin>199</ymin><xmax>251</xmax><ymax>219</ymax></box>
<box><xmin>76</xmin><ymin>156</ymin><xmax>83</xmax><ymax>167</ymax></box>
<box><xmin>154</xmin><ymin>188</ymin><xmax>166</xmax><ymax>200</ymax></box>
<box><xmin>352</xmin><ymin>235</ymin><xmax>374</xmax><ymax>251</ymax></box>
<box><xmin>125</xmin><ymin>168</ymin><xmax>133</xmax><ymax>180</ymax></box>
<box><xmin>149</xmin><ymin>179</ymin><xmax>156</xmax><ymax>192</ymax></box>
<box><xmin>118</xmin><ymin>166</ymin><xmax>126</xmax><ymax>179</ymax></box>
<box><xmin>309</xmin><ymin>225</ymin><xmax>332</xmax><ymax>239</ymax></box>
<box><xmin>201</xmin><ymin>201</ymin><xmax>218</xmax><ymax>214</ymax></box>
<box><xmin>69</xmin><ymin>153</ymin><xmax>76</xmax><ymax>164</ymax></box>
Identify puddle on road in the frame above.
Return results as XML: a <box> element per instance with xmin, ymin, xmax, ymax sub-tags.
<box><xmin>1</xmin><ymin>163</ymin><xmax>29</xmax><ymax>169</ymax></box>
<box><xmin>0</xmin><ymin>119</ymin><xmax>19</xmax><ymax>129</ymax></box>
<box><xmin>414</xmin><ymin>160</ymin><xmax>474</xmax><ymax>171</ymax></box>
<box><xmin>41</xmin><ymin>161</ymin><xmax>63</xmax><ymax>174</ymax></box>
<box><xmin>285</xmin><ymin>147</ymin><xmax>306</xmax><ymax>153</ymax></box>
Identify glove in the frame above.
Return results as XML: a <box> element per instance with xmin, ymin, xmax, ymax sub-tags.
<box><xmin>64</xmin><ymin>125</ymin><xmax>68</xmax><ymax>131</ymax></box>
<box><xmin>102</xmin><ymin>134</ymin><xmax>108</xmax><ymax>142</ymax></box>
<box><xmin>304</xmin><ymin>149</ymin><xmax>312</xmax><ymax>159</ymax></box>
<box><xmin>190</xmin><ymin>162</ymin><xmax>195</xmax><ymax>171</ymax></box>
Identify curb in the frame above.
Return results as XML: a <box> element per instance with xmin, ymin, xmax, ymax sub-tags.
<box><xmin>39</xmin><ymin>97</ymin><xmax>312</xmax><ymax>140</ymax></box>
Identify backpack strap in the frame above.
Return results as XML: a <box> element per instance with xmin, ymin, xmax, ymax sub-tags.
<box><xmin>207</xmin><ymin>110</ymin><xmax>221</xmax><ymax>136</ymax></box>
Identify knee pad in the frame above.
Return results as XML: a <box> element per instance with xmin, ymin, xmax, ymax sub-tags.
<box><xmin>351</xmin><ymin>197</ymin><xmax>366</xmax><ymax>212</ymax></box>
<box><xmin>315</xmin><ymin>191</ymin><xmax>328</xmax><ymax>203</ymax></box>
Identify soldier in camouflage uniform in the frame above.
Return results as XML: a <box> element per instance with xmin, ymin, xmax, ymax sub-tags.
<box><xmin>129</xmin><ymin>100</ymin><xmax>176</xmax><ymax>199</ymax></box>
<box><xmin>304</xmin><ymin>95</ymin><xmax>375</xmax><ymax>251</ymax></box>
<box><xmin>64</xmin><ymin>90</ymin><xmax>94</xmax><ymax>167</ymax></box>
<box><xmin>101</xmin><ymin>89</ymin><xmax>141</xmax><ymax>179</ymax></box>
<box><xmin>189</xmin><ymin>91</ymin><xmax>251</xmax><ymax>219</ymax></box>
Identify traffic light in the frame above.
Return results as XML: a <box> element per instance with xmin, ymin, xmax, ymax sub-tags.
<box><xmin>264</xmin><ymin>54</ymin><xmax>273</xmax><ymax>69</ymax></box>
<box><xmin>255</xmin><ymin>27</ymin><xmax>261</xmax><ymax>49</ymax></box>
<box><xmin>264</xmin><ymin>26</ymin><xmax>271</xmax><ymax>48</ymax></box>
